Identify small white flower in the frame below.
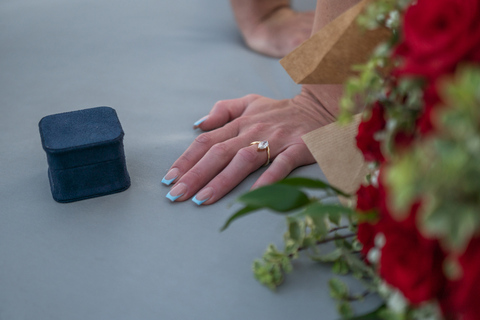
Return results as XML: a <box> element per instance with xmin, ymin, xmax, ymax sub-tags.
<box><xmin>387</xmin><ymin>118</ymin><xmax>398</xmax><ymax>131</ymax></box>
<box><xmin>378</xmin><ymin>282</ymin><xmax>391</xmax><ymax>297</ymax></box>
<box><xmin>373</xmin><ymin>131</ymin><xmax>386</xmax><ymax>142</ymax></box>
<box><xmin>386</xmin><ymin>11</ymin><xmax>399</xmax><ymax>29</ymax></box>
<box><xmin>367</xmin><ymin>162</ymin><xmax>378</xmax><ymax>171</ymax></box>
<box><xmin>367</xmin><ymin>248</ymin><xmax>380</xmax><ymax>264</ymax></box>
<box><xmin>376</xmin><ymin>13</ymin><xmax>386</xmax><ymax>21</ymax></box>
<box><xmin>374</xmin><ymin>233</ymin><xmax>386</xmax><ymax>248</ymax></box>
<box><xmin>387</xmin><ymin>289</ymin><xmax>408</xmax><ymax>314</ymax></box>
<box><xmin>371</xmin><ymin>169</ymin><xmax>380</xmax><ymax>187</ymax></box>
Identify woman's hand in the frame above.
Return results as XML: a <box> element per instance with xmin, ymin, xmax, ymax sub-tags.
<box><xmin>162</xmin><ymin>90</ymin><xmax>336</xmax><ymax>205</ymax></box>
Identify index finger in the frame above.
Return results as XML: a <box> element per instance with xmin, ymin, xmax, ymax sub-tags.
<box><xmin>194</xmin><ymin>94</ymin><xmax>260</xmax><ymax>131</ymax></box>
<box><xmin>161</xmin><ymin>121</ymin><xmax>239</xmax><ymax>186</ymax></box>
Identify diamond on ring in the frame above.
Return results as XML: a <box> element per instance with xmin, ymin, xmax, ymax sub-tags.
<box><xmin>257</xmin><ymin>140</ymin><xmax>269</xmax><ymax>150</ymax></box>
<box><xmin>250</xmin><ymin>140</ymin><xmax>270</xmax><ymax>166</ymax></box>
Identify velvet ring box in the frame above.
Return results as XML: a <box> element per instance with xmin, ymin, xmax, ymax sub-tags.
<box><xmin>39</xmin><ymin>106</ymin><xmax>131</xmax><ymax>203</ymax></box>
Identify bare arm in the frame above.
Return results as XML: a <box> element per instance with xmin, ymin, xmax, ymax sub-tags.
<box><xmin>230</xmin><ymin>0</ymin><xmax>314</xmax><ymax>58</ymax></box>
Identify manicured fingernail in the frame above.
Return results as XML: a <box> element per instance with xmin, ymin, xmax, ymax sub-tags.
<box><xmin>193</xmin><ymin>116</ymin><xmax>208</xmax><ymax>129</ymax></box>
<box><xmin>166</xmin><ymin>183</ymin><xmax>187</xmax><ymax>202</ymax></box>
<box><xmin>192</xmin><ymin>187</ymin><xmax>213</xmax><ymax>206</ymax></box>
<box><xmin>162</xmin><ymin>168</ymin><xmax>179</xmax><ymax>186</ymax></box>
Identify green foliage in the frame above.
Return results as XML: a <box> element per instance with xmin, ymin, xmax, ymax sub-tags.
<box><xmin>339</xmin><ymin>53</ymin><xmax>390</xmax><ymax>124</ymax></box>
<box><xmin>340</xmin><ymin>0</ymin><xmax>414</xmax><ymax>125</ymax></box>
<box><xmin>343</xmin><ymin>304</ymin><xmax>387</xmax><ymax>320</ymax></box>
<box><xmin>356</xmin><ymin>0</ymin><xmax>412</xmax><ymax>31</ymax></box>
<box><xmin>377</xmin><ymin>309</ymin><xmax>405</xmax><ymax>320</ymax></box>
<box><xmin>338</xmin><ymin>301</ymin><xmax>355</xmax><ymax>319</ymax></box>
<box><xmin>277</xmin><ymin>177</ymin><xmax>352</xmax><ymax>198</ymax></box>
<box><xmin>252</xmin><ymin>244</ymin><xmax>291</xmax><ymax>290</ymax></box>
<box><xmin>223</xmin><ymin>177</ymin><xmax>380</xmax><ymax>318</ymax></box>
<box><xmin>329</xmin><ymin>278</ymin><xmax>350</xmax><ymax>300</ymax></box>
<box><xmin>339</xmin><ymin>0</ymin><xmax>480</xmax><ymax>254</ymax></box>
<box><xmin>221</xmin><ymin>1</ymin><xmax>477</xmax><ymax>318</ymax></box>
<box><xmin>220</xmin><ymin>183</ymin><xmax>311</xmax><ymax>231</ymax></box>
<box><xmin>385</xmin><ymin>66</ymin><xmax>480</xmax><ymax>251</ymax></box>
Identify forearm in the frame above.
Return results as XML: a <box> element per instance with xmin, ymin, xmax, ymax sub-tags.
<box><xmin>230</xmin><ymin>0</ymin><xmax>290</xmax><ymax>36</ymax></box>
<box><xmin>299</xmin><ymin>0</ymin><xmax>362</xmax><ymax>120</ymax></box>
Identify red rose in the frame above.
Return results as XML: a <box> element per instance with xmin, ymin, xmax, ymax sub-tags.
<box><xmin>395</xmin><ymin>0</ymin><xmax>480</xmax><ymax>80</ymax></box>
<box><xmin>356</xmin><ymin>184</ymin><xmax>381</xmax><ymax>212</ymax></box>
<box><xmin>356</xmin><ymin>102</ymin><xmax>386</xmax><ymax>163</ymax></box>
<box><xmin>393</xmin><ymin>130</ymin><xmax>415</xmax><ymax>150</ymax></box>
<box><xmin>356</xmin><ymin>184</ymin><xmax>382</xmax><ymax>255</ymax></box>
<box><xmin>417</xmin><ymin>84</ymin><xmax>441</xmax><ymax>135</ymax></box>
<box><xmin>440</xmin><ymin>237</ymin><xmax>480</xmax><ymax>320</ymax></box>
<box><xmin>356</xmin><ymin>177</ymin><xmax>391</xmax><ymax>257</ymax></box>
<box><xmin>378</xmin><ymin>201</ymin><xmax>447</xmax><ymax>305</ymax></box>
<box><xmin>356</xmin><ymin>177</ymin><xmax>447</xmax><ymax>304</ymax></box>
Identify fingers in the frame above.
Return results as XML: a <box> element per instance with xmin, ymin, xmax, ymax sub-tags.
<box><xmin>194</xmin><ymin>95</ymin><xmax>260</xmax><ymax>131</ymax></box>
<box><xmin>162</xmin><ymin>122</ymin><xmax>240</xmax><ymax>186</ymax></box>
<box><xmin>166</xmin><ymin>141</ymin><xmax>266</xmax><ymax>203</ymax></box>
<box><xmin>190</xmin><ymin>144</ymin><xmax>271</xmax><ymax>205</ymax></box>
<box><xmin>191</xmin><ymin>143</ymin><xmax>315</xmax><ymax>206</ymax></box>
<box><xmin>163</xmin><ymin>95</ymin><xmax>261</xmax><ymax>186</ymax></box>
<box><xmin>251</xmin><ymin>144</ymin><xmax>315</xmax><ymax>190</ymax></box>
<box><xmin>163</xmin><ymin>94</ymin><xmax>322</xmax><ymax>205</ymax></box>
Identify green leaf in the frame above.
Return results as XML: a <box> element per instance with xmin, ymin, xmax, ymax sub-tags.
<box><xmin>301</xmin><ymin>203</ymin><xmax>356</xmax><ymax>222</ymax></box>
<box><xmin>333</xmin><ymin>258</ymin><xmax>350</xmax><ymax>275</ymax></box>
<box><xmin>286</xmin><ymin>217</ymin><xmax>305</xmax><ymax>243</ymax></box>
<box><xmin>424</xmin><ymin>203</ymin><xmax>479</xmax><ymax>251</ymax></box>
<box><xmin>303</xmin><ymin>207</ymin><xmax>329</xmax><ymax>237</ymax></box>
<box><xmin>220</xmin><ymin>205</ymin><xmax>259</xmax><ymax>231</ymax></box>
<box><xmin>221</xmin><ymin>184</ymin><xmax>311</xmax><ymax>231</ymax></box>
<box><xmin>310</xmin><ymin>248</ymin><xmax>343</xmax><ymax>263</ymax></box>
<box><xmin>237</xmin><ymin>184</ymin><xmax>311</xmax><ymax>212</ymax></box>
<box><xmin>281</xmin><ymin>256</ymin><xmax>293</xmax><ymax>273</ymax></box>
<box><xmin>342</xmin><ymin>250</ymin><xmax>376</xmax><ymax>278</ymax></box>
<box><xmin>378</xmin><ymin>309</ymin><xmax>405</xmax><ymax>320</ymax></box>
<box><xmin>329</xmin><ymin>278</ymin><xmax>349</xmax><ymax>300</ymax></box>
<box><xmin>338</xmin><ymin>301</ymin><xmax>355</xmax><ymax>319</ymax></box>
<box><xmin>278</xmin><ymin>177</ymin><xmax>351</xmax><ymax>198</ymax></box>
<box><xmin>336</xmin><ymin>237</ymin><xmax>354</xmax><ymax>251</ymax></box>
<box><xmin>341</xmin><ymin>304</ymin><xmax>386</xmax><ymax>320</ymax></box>
<box><xmin>301</xmin><ymin>236</ymin><xmax>316</xmax><ymax>249</ymax></box>
<box><xmin>264</xmin><ymin>244</ymin><xmax>286</xmax><ymax>261</ymax></box>
<box><xmin>253</xmin><ymin>260</ymin><xmax>277</xmax><ymax>290</ymax></box>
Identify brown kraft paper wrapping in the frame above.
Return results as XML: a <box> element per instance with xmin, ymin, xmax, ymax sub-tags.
<box><xmin>302</xmin><ymin>115</ymin><xmax>369</xmax><ymax>205</ymax></box>
<box><xmin>279</xmin><ymin>0</ymin><xmax>391</xmax><ymax>84</ymax></box>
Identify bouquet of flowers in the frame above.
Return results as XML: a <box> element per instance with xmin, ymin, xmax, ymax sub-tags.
<box><xmin>222</xmin><ymin>0</ymin><xmax>480</xmax><ymax>319</ymax></box>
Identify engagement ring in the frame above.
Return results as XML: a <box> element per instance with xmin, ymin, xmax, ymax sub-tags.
<box><xmin>250</xmin><ymin>140</ymin><xmax>270</xmax><ymax>166</ymax></box>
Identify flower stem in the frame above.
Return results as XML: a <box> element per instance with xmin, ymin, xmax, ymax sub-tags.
<box><xmin>292</xmin><ymin>233</ymin><xmax>356</xmax><ymax>256</ymax></box>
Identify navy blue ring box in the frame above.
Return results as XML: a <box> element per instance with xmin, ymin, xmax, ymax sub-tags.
<box><xmin>39</xmin><ymin>106</ymin><xmax>131</xmax><ymax>203</ymax></box>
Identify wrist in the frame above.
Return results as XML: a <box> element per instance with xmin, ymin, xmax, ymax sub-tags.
<box><xmin>292</xmin><ymin>85</ymin><xmax>344</xmax><ymax>127</ymax></box>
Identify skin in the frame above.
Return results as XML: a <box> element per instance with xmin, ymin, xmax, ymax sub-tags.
<box><xmin>230</xmin><ymin>0</ymin><xmax>315</xmax><ymax>58</ymax></box>
<box><xmin>163</xmin><ymin>0</ymin><xmax>361</xmax><ymax>205</ymax></box>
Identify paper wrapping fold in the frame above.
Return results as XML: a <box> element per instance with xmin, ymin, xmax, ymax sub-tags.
<box><xmin>279</xmin><ymin>0</ymin><xmax>391</xmax><ymax>84</ymax></box>
<box><xmin>302</xmin><ymin>114</ymin><xmax>369</xmax><ymax>205</ymax></box>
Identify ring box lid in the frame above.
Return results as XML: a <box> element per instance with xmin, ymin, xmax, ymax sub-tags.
<box><xmin>39</xmin><ymin>107</ymin><xmax>125</xmax><ymax>170</ymax></box>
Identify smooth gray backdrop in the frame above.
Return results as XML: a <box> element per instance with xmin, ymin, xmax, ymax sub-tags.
<box><xmin>0</xmin><ymin>1</ymin><xmax>378</xmax><ymax>319</ymax></box>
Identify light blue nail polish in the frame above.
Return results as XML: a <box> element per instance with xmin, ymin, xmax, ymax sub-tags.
<box><xmin>161</xmin><ymin>176</ymin><xmax>177</xmax><ymax>186</ymax></box>
<box><xmin>193</xmin><ymin>116</ymin><xmax>208</xmax><ymax>128</ymax></box>
<box><xmin>192</xmin><ymin>195</ymin><xmax>208</xmax><ymax>206</ymax></box>
<box><xmin>166</xmin><ymin>191</ymin><xmax>183</xmax><ymax>202</ymax></box>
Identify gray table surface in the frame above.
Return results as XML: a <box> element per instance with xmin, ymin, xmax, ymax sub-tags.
<box><xmin>0</xmin><ymin>1</ymin><xmax>379</xmax><ymax>319</ymax></box>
